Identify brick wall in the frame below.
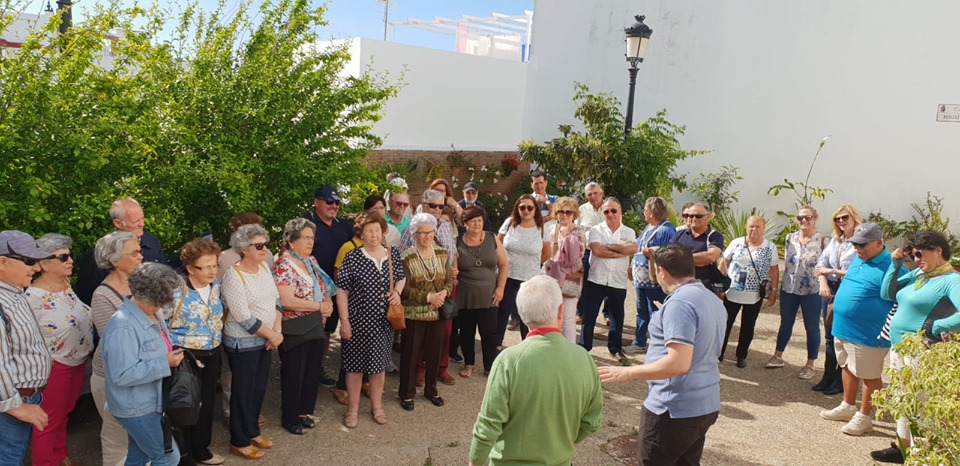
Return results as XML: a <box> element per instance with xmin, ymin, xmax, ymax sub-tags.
<box><xmin>369</xmin><ymin>149</ymin><xmax>530</xmax><ymax>200</ymax></box>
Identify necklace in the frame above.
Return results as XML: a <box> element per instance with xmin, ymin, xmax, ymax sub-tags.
<box><xmin>415</xmin><ymin>247</ymin><xmax>439</xmax><ymax>281</ymax></box>
<box><xmin>462</xmin><ymin>233</ymin><xmax>484</xmax><ymax>267</ymax></box>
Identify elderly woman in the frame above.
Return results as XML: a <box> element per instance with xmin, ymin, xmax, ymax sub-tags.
<box><xmin>90</xmin><ymin>230</ymin><xmax>143</xmax><ymax>466</ymax></box>
<box><xmin>273</xmin><ymin>218</ymin><xmax>334</xmax><ymax>435</ymax></box>
<box><xmin>23</xmin><ymin>234</ymin><xmax>95</xmax><ymax>466</ymax></box>
<box><xmin>162</xmin><ymin>238</ymin><xmax>225</xmax><ymax>465</ymax></box>
<box><xmin>719</xmin><ymin>215</ymin><xmax>780</xmax><ymax>368</ymax></box>
<box><xmin>415</xmin><ymin>178</ymin><xmax>463</xmax><ymax>222</ymax></box>
<box><xmin>335</xmin><ymin>212</ymin><xmax>405</xmax><ymax>428</ymax></box>
<box><xmin>497</xmin><ymin>194</ymin><xmax>551</xmax><ymax>343</ymax></box>
<box><xmin>544</xmin><ymin>197</ymin><xmax>586</xmax><ymax>342</ymax></box>
<box><xmin>365</xmin><ymin>195</ymin><xmax>401</xmax><ymax>247</ymax></box>
<box><xmin>766</xmin><ymin>206</ymin><xmax>828</xmax><ymax>379</ymax></box>
<box><xmin>101</xmin><ymin>262</ymin><xmax>185</xmax><ymax>466</ymax></box>
<box><xmin>221</xmin><ymin>224</ymin><xmax>282</xmax><ymax>460</ymax></box>
<box><xmin>813</xmin><ymin>204</ymin><xmax>863</xmax><ymax>393</ymax></box>
<box><xmin>398</xmin><ymin>213</ymin><xmax>453</xmax><ymax>410</ymax></box>
<box><xmin>456</xmin><ymin>207</ymin><xmax>508</xmax><ymax>378</ymax></box>
<box><xmin>868</xmin><ymin>231</ymin><xmax>960</xmax><ymax>463</ymax></box>
<box><xmin>629</xmin><ymin>197</ymin><xmax>677</xmax><ymax>354</ymax></box>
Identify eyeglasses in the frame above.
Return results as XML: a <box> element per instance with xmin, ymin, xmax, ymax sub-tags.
<box><xmin>53</xmin><ymin>253</ymin><xmax>72</xmax><ymax>263</ymax></box>
<box><xmin>834</xmin><ymin>214</ymin><xmax>850</xmax><ymax>223</ymax></box>
<box><xmin>191</xmin><ymin>264</ymin><xmax>219</xmax><ymax>272</ymax></box>
<box><xmin>2</xmin><ymin>254</ymin><xmax>40</xmax><ymax>266</ymax></box>
<box><xmin>517</xmin><ymin>205</ymin><xmax>536</xmax><ymax>212</ymax></box>
<box><xmin>321</xmin><ymin>199</ymin><xmax>341</xmax><ymax>206</ymax></box>
<box><xmin>682</xmin><ymin>213</ymin><xmax>705</xmax><ymax>219</ymax></box>
<box><xmin>603</xmin><ymin>209</ymin><xmax>619</xmax><ymax>215</ymax></box>
<box><xmin>252</xmin><ymin>242</ymin><xmax>269</xmax><ymax>250</ymax></box>
<box><xmin>556</xmin><ymin>210</ymin><xmax>574</xmax><ymax>216</ymax></box>
<box><xmin>425</xmin><ymin>203</ymin><xmax>444</xmax><ymax>210</ymax></box>
<box><xmin>796</xmin><ymin>215</ymin><xmax>813</xmax><ymax>222</ymax></box>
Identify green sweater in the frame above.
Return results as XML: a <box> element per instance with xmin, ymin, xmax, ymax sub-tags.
<box><xmin>470</xmin><ymin>332</ymin><xmax>604</xmax><ymax>465</ymax></box>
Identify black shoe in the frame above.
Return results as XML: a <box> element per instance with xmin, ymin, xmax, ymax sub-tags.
<box><xmin>736</xmin><ymin>358</ymin><xmax>747</xmax><ymax>368</ymax></box>
<box><xmin>450</xmin><ymin>354</ymin><xmax>464</xmax><ymax>363</ymax></box>
<box><xmin>613</xmin><ymin>352</ymin><xmax>628</xmax><ymax>363</ymax></box>
<box><xmin>870</xmin><ymin>443</ymin><xmax>905</xmax><ymax>463</ymax></box>
<box><xmin>300</xmin><ymin>417</ymin><xmax>316</xmax><ymax>429</ymax></box>
<box><xmin>823</xmin><ymin>382</ymin><xmax>844</xmax><ymax>395</ymax></box>
<box><xmin>282</xmin><ymin>422</ymin><xmax>305</xmax><ymax>435</ymax></box>
<box><xmin>812</xmin><ymin>378</ymin><xmax>830</xmax><ymax>391</ymax></box>
<box><xmin>319</xmin><ymin>370</ymin><xmax>336</xmax><ymax>388</ymax></box>
<box><xmin>400</xmin><ymin>399</ymin><xmax>415</xmax><ymax>411</ymax></box>
<box><xmin>427</xmin><ymin>395</ymin><xmax>445</xmax><ymax>407</ymax></box>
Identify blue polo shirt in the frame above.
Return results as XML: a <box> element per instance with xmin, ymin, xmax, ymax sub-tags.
<box><xmin>303</xmin><ymin>211</ymin><xmax>354</xmax><ymax>278</ymax></box>
<box><xmin>672</xmin><ymin>228</ymin><xmax>725</xmax><ymax>280</ymax></box>
<box><xmin>644</xmin><ymin>280</ymin><xmax>725</xmax><ymax>418</ymax></box>
<box><xmin>832</xmin><ymin>247</ymin><xmax>902</xmax><ymax>347</ymax></box>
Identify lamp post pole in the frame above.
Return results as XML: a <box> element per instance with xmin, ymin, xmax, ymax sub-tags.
<box><xmin>623</xmin><ymin>15</ymin><xmax>652</xmax><ymax>140</ymax></box>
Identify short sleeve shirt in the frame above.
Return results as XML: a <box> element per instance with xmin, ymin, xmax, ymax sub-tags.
<box><xmin>832</xmin><ymin>248</ymin><xmax>896</xmax><ymax>347</ymax></box>
<box><xmin>722</xmin><ymin>238</ymin><xmax>779</xmax><ymax>304</ymax></box>
<box><xmin>587</xmin><ymin>222</ymin><xmax>636</xmax><ymax>289</ymax></box>
<box><xmin>304</xmin><ymin>212</ymin><xmax>354</xmax><ymax>277</ymax></box>
<box><xmin>499</xmin><ymin>218</ymin><xmax>549</xmax><ymax>281</ymax></box>
<box><xmin>633</xmin><ymin>221</ymin><xmax>677</xmax><ymax>288</ymax></box>
<box><xmin>672</xmin><ymin>228</ymin><xmax>725</xmax><ymax>280</ymax></box>
<box><xmin>780</xmin><ymin>232</ymin><xmax>827</xmax><ymax>295</ymax></box>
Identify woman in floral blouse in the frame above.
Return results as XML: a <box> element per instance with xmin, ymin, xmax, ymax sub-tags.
<box><xmin>163</xmin><ymin>238</ymin><xmax>226</xmax><ymax>465</ymax></box>
<box><xmin>766</xmin><ymin>206</ymin><xmax>829</xmax><ymax>380</ymax></box>
<box><xmin>24</xmin><ymin>233</ymin><xmax>95</xmax><ymax>466</ymax></box>
<box><xmin>273</xmin><ymin>218</ymin><xmax>334</xmax><ymax>435</ymax></box>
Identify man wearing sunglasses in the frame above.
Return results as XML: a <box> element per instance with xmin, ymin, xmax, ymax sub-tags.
<box><xmin>671</xmin><ymin>203</ymin><xmax>725</xmax><ymax>296</ymax></box>
<box><xmin>0</xmin><ymin>230</ymin><xmax>54</xmax><ymax>464</ymax></box>
<box><xmin>74</xmin><ymin>197</ymin><xmax>168</xmax><ymax>306</ymax></box>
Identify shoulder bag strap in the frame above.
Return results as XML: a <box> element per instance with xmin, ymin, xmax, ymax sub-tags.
<box><xmin>170</xmin><ymin>290</ymin><xmax>189</xmax><ymax>323</ymax></box>
<box><xmin>744</xmin><ymin>241</ymin><xmax>767</xmax><ymax>280</ymax></box>
<box><xmin>232</xmin><ymin>265</ymin><xmax>248</xmax><ymax>287</ymax></box>
<box><xmin>387</xmin><ymin>246</ymin><xmax>395</xmax><ymax>295</ymax></box>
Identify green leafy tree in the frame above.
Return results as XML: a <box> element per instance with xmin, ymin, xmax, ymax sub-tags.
<box><xmin>689</xmin><ymin>165</ymin><xmax>741</xmax><ymax>215</ymax></box>
<box><xmin>767</xmin><ymin>136</ymin><xmax>833</xmax><ymax>212</ymax></box>
<box><xmin>518</xmin><ymin>83</ymin><xmax>705</xmax><ymax>208</ymax></box>
<box><xmin>0</xmin><ymin>0</ymin><xmax>397</xmax><ymax>251</ymax></box>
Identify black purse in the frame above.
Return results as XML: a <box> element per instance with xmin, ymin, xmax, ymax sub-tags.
<box><xmin>281</xmin><ymin>311</ymin><xmax>327</xmax><ymax>350</ymax></box>
<box><xmin>163</xmin><ymin>349</ymin><xmax>202</xmax><ymax>426</ymax></box>
<box><xmin>439</xmin><ymin>299</ymin><xmax>458</xmax><ymax>320</ymax></box>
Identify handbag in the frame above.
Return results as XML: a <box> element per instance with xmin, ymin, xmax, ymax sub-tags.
<box><xmin>744</xmin><ymin>241</ymin><xmax>771</xmax><ymax>300</ymax></box>
<box><xmin>281</xmin><ymin>311</ymin><xmax>327</xmax><ymax>350</ymax></box>
<box><xmin>386</xmin><ymin>246</ymin><xmax>406</xmax><ymax>330</ymax></box>
<box><xmin>163</xmin><ymin>349</ymin><xmax>202</xmax><ymax>426</ymax></box>
<box><xmin>561</xmin><ymin>272</ymin><xmax>583</xmax><ymax>298</ymax></box>
<box><xmin>439</xmin><ymin>299</ymin><xmax>459</xmax><ymax>320</ymax></box>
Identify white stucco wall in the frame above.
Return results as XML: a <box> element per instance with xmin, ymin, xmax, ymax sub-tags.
<box><xmin>328</xmin><ymin>38</ymin><xmax>527</xmax><ymax>152</ymax></box>
<box><xmin>523</xmin><ymin>0</ymin><xmax>960</xmax><ymax>223</ymax></box>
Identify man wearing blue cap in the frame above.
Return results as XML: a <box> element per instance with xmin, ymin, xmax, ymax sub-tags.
<box><xmin>0</xmin><ymin>230</ymin><xmax>54</xmax><ymax>463</ymax></box>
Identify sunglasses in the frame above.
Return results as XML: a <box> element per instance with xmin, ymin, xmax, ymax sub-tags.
<box><xmin>53</xmin><ymin>253</ymin><xmax>72</xmax><ymax>263</ymax></box>
<box><xmin>2</xmin><ymin>254</ymin><xmax>41</xmax><ymax>266</ymax></box>
<box><xmin>796</xmin><ymin>215</ymin><xmax>813</xmax><ymax>222</ymax></box>
<box><xmin>851</xmin><ymin>241</ymin><xmax>868</xmax><ymax>248</ymax></box>
<box><xmin>603</xmin><ymin>209</ymin><xmax>619</xmax><ymax>215</ymax></box>
<box><xmin>426</xmin><ymin>203</ymin><xmax>444</xmax><ymax>210</ymax></box>
<box><xmin>517</xmin><ymin>205</ymin><xmax>536</xmax><ymax>212</ymax></box>
<box><xmin>834</xmin><ymin>214</ymin><xmax>850</xmax><ymax>223</ymax></box>
<box><xmin>393</xmin><ymin>201</ymin><xmax>410</xmax><ymax>208</ymax></box>
<box><xmin>321</xmin><ymin>199</ymin><xmax>342</xmax><ymax>206</ymax></box>
<box><xmin>555</xmin><ymin>210</ymin><xmax>575</xmax><ymax>216</ymax></box>
<box><xmin>252</xmin><ymin>242</ymin><xmax>269</xmax><ymax>251</ymax></box>
<box><xmin>682</xmin><ymin>213</ymin><xmax>705</xmax><ymax>219</ymax></box>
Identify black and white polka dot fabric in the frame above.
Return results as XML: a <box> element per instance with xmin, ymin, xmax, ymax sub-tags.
<box><xmin>335</xmin><ymin>246</ymin><xmax>405</xmax><ymax>374</ymax></box>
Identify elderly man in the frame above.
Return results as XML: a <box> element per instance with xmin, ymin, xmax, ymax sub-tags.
<box><xmin>672</xmin><ymin>202</ymin><xmax>725</xmax><ymax>295</ymax></box>
<box><xmin>529</xmin><ymin>169</ymin><xmax>559</xmax><ymax>221</ymax></box>
<box><xmin>820</xmin><ymin>223</ymin><xmax>903</xmax><ymax>436</ymax></box>
<box><xmin>578</xmin><ymin>197</ymin><xmax>637</xmax><ymax>362</ymax></box>
<box><xmin>458</xmin><ymin>182</ymin><xmax>492</xmax><ymax>232</ymax></box>
<box><xmin>599</xmin><ymin>244</ymin><xmax>725</xmax><ymax>465</ymax></box>
<box><xmin>397</xmin><ymin>189</ymin><xmax>458</xmax><ymax>385</ymax></box>
<box><xmin>0</xmin><ymin>230</ymin><xmax>54</xmax><ymax>463</ymax></box>
<box><xmin>470</xmin><ymin>275</ymin><xmax>603</xmax><ymax>466</ymax></box>
<box><xmin>303</xmin><ymin>185</ymin><xmax>355</xmax><ymax>391</ymax></box>
<box><xmin>576</xmin><ymin>182</ymin><xmax>605</xmax><ymax>324</ymax></box>
<box><xmin>386</xmin><ymin>191</ymin><xmax>412</xmax><ymax>235</ymax></box>
<box><xmin>75</xmin><ymin>197</ymin><xmax>167</xmax><ymax>305</ymax></box>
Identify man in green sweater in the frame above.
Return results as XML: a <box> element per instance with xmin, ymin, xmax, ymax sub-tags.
<box><xmin>469</xmin><ymin>275</ymin><xmax>604</xmax><ymax>466</ymax></box>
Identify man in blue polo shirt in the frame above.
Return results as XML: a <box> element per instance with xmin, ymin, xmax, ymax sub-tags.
<box><xmin>303</xmin><ymin>185</ymin><xmax>354</xmax><ymax>390</ymax></box>
<box><xmin>820</xmin><ymin>223</ymin><xmax>904</xmax><ymax>436</ymax></box>
<box><xmin>599</xmin><ymin>244</ymin><xmax>725</xmax><ymax>465</ymax></box>
<box><xmin>671</xmin><ymin>203</ymin><xmax>725</xmax><ymax>296</ymax></box>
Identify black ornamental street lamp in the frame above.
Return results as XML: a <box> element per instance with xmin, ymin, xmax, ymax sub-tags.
<box><xmin>623</xmin><ymin>15</ymin><xmax>652</xmax><ymax>139</ymax></box>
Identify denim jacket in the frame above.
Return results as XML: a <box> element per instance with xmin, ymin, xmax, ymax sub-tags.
<box><xmin>102</xmin><ymin>299</ymin><xmax>172</xmax><ymax>418</ymax></box>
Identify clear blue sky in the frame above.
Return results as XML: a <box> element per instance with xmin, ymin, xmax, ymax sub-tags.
<box><xmin>15</xmin><ymin>0</ymin><xmax>533</xmax><ymax>50</ymax></box>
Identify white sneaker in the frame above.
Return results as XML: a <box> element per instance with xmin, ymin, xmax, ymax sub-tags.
<box><xmin>820</xmin><ymin>403</ymin><xmax>857</xmax><ymax>422</ymax></box>
<box><xmin>841</xmin><ymin>412</ymin><xmax>873</xmax><ymax>436</ymax></box>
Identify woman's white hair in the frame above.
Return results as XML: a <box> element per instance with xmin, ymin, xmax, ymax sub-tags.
<box><xmin>516</xmin><ymin>275</ymin><xmax>562</xmax><ymax>327</ymax></box>
<box><xmin>408</xmin><ymin>213</ymin><xmax>437</xmax><ymax>233</ymax></box>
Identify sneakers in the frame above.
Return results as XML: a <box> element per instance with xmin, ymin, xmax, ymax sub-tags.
<box><xmin>870</xmin><ymin>442</ymin><xmax>905</xmax><ymax>464</ymax></box>
<box><xmin>623</xmin><ymin>344</ymin><xmax>647</xmax><ymax>355</ymax></box>
<box><xmin>764</xmin><ymin>355</ymin><xmax>785</xmax><ymax>368</ymax></box>
<box><xmin>841</xmin><ymin>412</ymin><xmax>874</xmax><ymax>436</ymax></box>
<box><xmin>820</xmin><ymin>403</ymin><xmax>857</xmax><ymax>422</ymax></box>
<box><xmin>319</xmin><ymin>370</ymin><xmax>337</xmax><ymax>388</ymax></box>
<box><xmin>798</xmin><ymin>366</ymin><xmax>816</xmax><ymax>379</ymax></box>
<box><xmin>450</xmin><ymin>354</ymin><xmax>464</xmax><ymax>363</ymax></box>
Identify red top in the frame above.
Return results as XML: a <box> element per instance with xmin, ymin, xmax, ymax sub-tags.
<box><xmin>525</xmin><ymin>327</ymin><xmax>562</xmax><ymax>338</ymax></box>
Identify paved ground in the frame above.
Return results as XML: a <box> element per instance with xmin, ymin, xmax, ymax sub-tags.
<box><xmin>61</xmin><ymin>289</ymin><xmax>894</xmax><ymax>465</ymax></box>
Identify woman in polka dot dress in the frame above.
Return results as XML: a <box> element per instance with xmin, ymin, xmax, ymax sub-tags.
<box><xmin>335</xmin><ymin>211</ymin><xmax>406</xmax><ymax>428</ymax></box>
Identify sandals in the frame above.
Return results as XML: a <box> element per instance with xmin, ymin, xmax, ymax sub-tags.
<box><xmin>343</xmin><ymin>410</ymin><xmax>359</xmax><ymax>429</ymax></box>
<box><xmin>230</xmin><ymin>445</ymin><xmax>264</xmax><ymax>460</ymax></box>
<box><xmin>250</xmin><ymin>435</ymin><xmax>273</xmax><ymax>449</ymax></box>
<box><xmin>459</xmin><ymin>365</ymin><xmax>474</xmax><ymax>378</ymax></box>
<box><xmin>371</xmin><ymin>407</ymin><xmax>388</xmax><ymax>425</ymax></box>
<box><xmin>300</xmin><ymin>416</ymin><xmax>316</xmax><ymax>429</ymax></box>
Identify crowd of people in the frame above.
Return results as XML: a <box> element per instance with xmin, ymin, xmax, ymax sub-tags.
<box><xmin>1</xmin><ymin>168</ymin><xmax>956</xmax><ymax>465</ymax></box>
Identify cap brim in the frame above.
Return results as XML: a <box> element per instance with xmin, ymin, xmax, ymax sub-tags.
<box><xmin>11</xmin><ymin>247</ymin><xmax>54</xmax><ymax>260</ymax></box>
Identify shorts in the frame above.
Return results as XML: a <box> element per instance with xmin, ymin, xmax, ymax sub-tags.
<box><xmin>835</xmin><ymin>338</ymin><xmax>888</xmax><ymax>379</ymax></box>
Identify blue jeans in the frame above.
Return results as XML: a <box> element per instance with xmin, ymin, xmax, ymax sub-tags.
<box><xmin>634</xmin><ymin>286</ymin><xmax>666</xmax><ymax>348</ymax></box>
<box><xmin>116</xmin><ymin>412</ymin><xmax>180</xmax><ymax>466</ymax></box>
<box><xmin>0</xmin><ymin>392</ymin><xmax>42</xmax><ymax>464</ymax></box>
<box><xmin>776</xmin><ymin>291</ymin><xmax>822</xmax><ymax>360</ymax></box>
<box><xmin>578</xmin><ymin>281</ymin><xmax>626</xmax><ymax>354</ymax></box>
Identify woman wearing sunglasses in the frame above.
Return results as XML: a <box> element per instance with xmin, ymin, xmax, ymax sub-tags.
<box><xmin>497</xmin><ymin>194</ymin><xmax>551</xmax><ymax>344</ymax></box>
<box><xmin>544</xmin><ymin>197</ymin><xmax>586</xmax><ymax>342</ymax></box>
<box><xmin>23</xmin><ymin>234</ymin><xmax>95</xmax><ymax>466</ymax></box>
<box><xmin>221</xmin><ymin>224</ymin><xmax>281</xmax><ymax>460</ymax></box>
<box><xmin>812</xmin><ymin>205</ymin><xmax>863</xmax><ymax>394</ymax></box>
<box><xmin>766</xmin><ymin>206</ymin><xmax>828</xmax><ymax>380</ymax></box>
